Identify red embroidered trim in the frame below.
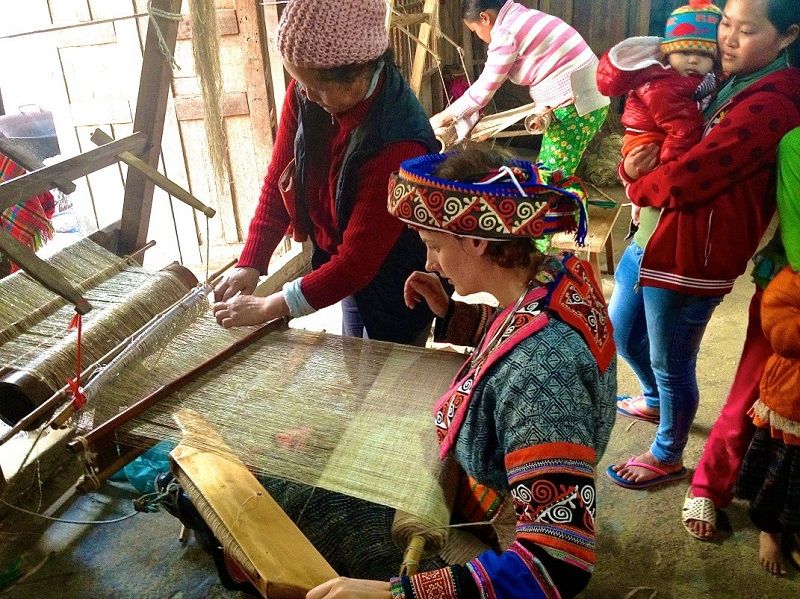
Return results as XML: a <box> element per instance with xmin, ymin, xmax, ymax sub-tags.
<box><xmin>410</xmin><ymin>568</ymin><xmax>458</xmax><ymax>599</ymax></box>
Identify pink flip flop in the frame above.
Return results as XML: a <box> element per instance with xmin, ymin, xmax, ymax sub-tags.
<box><xmin>616</xmin><ymin>395</ymin><xmax>660</xmax><ymax>424</ymax></box>
<box><xmin>606</xmin><ymin>458</ymin><xmax>688</xmax><ymax>490</ymax></box>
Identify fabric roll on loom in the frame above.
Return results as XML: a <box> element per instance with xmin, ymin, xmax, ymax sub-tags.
<box><xmin>0</xmin><ymin>238</ymin><xmax>198</xmax><ymax>427</ymax></box>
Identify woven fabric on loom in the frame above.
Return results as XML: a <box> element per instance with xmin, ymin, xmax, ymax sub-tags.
<box><xmin>89</xmin><ymin>314</ymin><xmax>465</xmax><ymax>544</ymax></box>
<box><xmin>0</xmin><ymin>238</ymin><xmax>196</xmax><ymax>420</ymax></box>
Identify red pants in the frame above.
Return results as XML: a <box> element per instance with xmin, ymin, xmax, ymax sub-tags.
<box><xmin>690</xmin><ymin>288</ymin><xmax>772</xmax><ymax>508</ymax></box>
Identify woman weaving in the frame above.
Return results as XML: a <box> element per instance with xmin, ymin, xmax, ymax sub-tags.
<box><xmin>161</xmin><ymin>146</ymin><xmax>616</xmax><ymax>599</ymax></box>
<box><xmin>211</xmin><ymin>0</ymin><xmax>439</xmax><ymax>345</ymax></box>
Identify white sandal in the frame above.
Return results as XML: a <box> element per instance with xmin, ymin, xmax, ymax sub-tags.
<box><xmin>681</xmin><ymin>489</ymin><xmax>717</xmax><ymax>541</ymax></box>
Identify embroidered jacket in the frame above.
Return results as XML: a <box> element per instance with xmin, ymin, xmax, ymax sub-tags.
<box><xmin>397</xmin><ymin>255</ymin><xmax>617</xmax><ymax>599</ymax></box>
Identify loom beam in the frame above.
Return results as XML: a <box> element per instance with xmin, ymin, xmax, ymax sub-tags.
<box><xmin>0</xmin><ymin>227</ymin><xmax>92</xmax><ymax>314</ymax></box>
<box><xmin>0</xmin><ymin>132</ymin><xmax>148</xmax><ymax>214</ymax></box>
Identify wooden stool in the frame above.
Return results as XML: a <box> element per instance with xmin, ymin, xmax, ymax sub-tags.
<box><xmin>551</xmin><ymin>201</ymin><xmax>623</xmax><ymax>284</ymax></box>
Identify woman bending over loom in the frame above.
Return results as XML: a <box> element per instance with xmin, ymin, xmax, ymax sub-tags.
<box><xmin>315</xmin><ymin>145</ymin><xmax>617</xmax><ymax>597</ymax></box>
<box><xmin>211</xmin><ymin>0</ymin><xmax>440</xmax><ymax>345</ymax></box>
<box><xmin>161</xmin><ymin>146</ymin><xmax>616</xmax><ymax>598</ymax></box>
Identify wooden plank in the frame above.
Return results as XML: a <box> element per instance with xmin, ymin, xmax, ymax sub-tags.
<box><xmin>69</xmin><ymin>98</ymin><xmax>133</xmax><ymax>126</ymax></box>
<box><xmin>174</xmin><ymin>92</ymin><xmax>250</xmax><ymax>121</ymax></box>
<box><xmin>538</xmin><ymin>0</ymin><xmax>573</xmax><ymax>24</ymax></box>
<box><xmin>118</xmin><ymin>0</ymin><xmax>182</xmax><ymax>256</ymax></box>
<box><xmin>77</xmin><ymin>125</ymin><xmax>126</xmax><ymax>229</ymax></box>
<box><xmin>236</xmin><ymin>0</ymin><xmax>274</xmax><ymax>162</ymax></box>
<box><xmin>172</xmin><ymin>77</ymin><xmax>201</xmax><ymax>96</ymax></box>
<box><xmin>177</xmin><ymin>118</ymin><xmax>239</xmax><ymax>245</ymax></box>
<box><xmin>260</xmin><ymin>0</ymin><xmax>288</xmax><ymax>117</ymax></box>
<box><xmin>56</xmin><ymin>21</ymin><xmax>117</xmax><ymax>48</ymax></box>
<box><xmin>409</xmin><ymin>0</ymin><xmax>439</xmax><ymax>95</ymax></box>
<box><xmin>224</xmin><ymin>116</ymin><xmax>261</xmax><ymax>237</ymax></box>
<box><xmin>177</xmin><ymin>8</ymin><xmax>240</xmax><ymax>40</ymax></box>
<box><xmin>0</xmin><ymin>132</ymin><xmax>147</xmax><ymax>213</ymax></box>
<box><xmin>171</xmin><ymin>409</ymin><xmax>338</xmax><ymax>598</ymax></box>
<box><xmin>59</xmin><ymin>44</ymin><xmax>137</xmax><ymax>103</ymax></box>
<box><xmin>86</xmin><ymin>0</ymin><xmax>134</xmax><ymax>20</ymax></box>
<box><xmin>626</xmin><ymin>0</ymin><xmax>652</xmax><ymax>37</ymax></box>
<box><xmin>47</xmin><ymin>0</ymin><xmax>91</xmax><ymax>25</ymax></box>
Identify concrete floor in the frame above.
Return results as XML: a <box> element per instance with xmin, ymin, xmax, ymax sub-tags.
<box><xmin>2</xmin><ymin>190</ymin><xmax>798</xmax><ymax>598</ymax></box>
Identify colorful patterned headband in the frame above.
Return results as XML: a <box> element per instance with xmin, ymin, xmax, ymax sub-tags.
<box><xmin>387</xmin><ymin>153</ymin><xmax>587</xmax><ymax>244</ymax></box>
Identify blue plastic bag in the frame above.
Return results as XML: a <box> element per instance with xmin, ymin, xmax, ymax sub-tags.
<box><xmin>121</xmin><ymin>440</ymin><xmax>177</xmax><ymax>493</ymax></box>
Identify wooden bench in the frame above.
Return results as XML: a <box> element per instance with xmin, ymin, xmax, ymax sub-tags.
<box><xmin>551</xmin><ymin>201</ymin><xmax>623</xmax><ymax>284</ymax></box>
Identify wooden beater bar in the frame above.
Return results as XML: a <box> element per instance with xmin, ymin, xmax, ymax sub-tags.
<box><xmin>170</xmin><ymin>409</ymin><xmax>338</xmax><ymax>597</ymax></box>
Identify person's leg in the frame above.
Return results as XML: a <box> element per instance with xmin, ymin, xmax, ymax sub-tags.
<box><xmin>686</xmin><ymin>288</ymin><xmax>768</xmax><ymax>538</ymax></box>
<box><xmin>750</xmin><ymin>508</ymin><xmax>787</xmax><ymax>576</ymax></box>
<box><xmin>538</xmin><ymin>104</ymin><xmax>608</xmax><ymax>176</ymax></box>
<box><xmin>341</xmin><ymin>295</ymin><xmax>368</xmax><ymax>339</ymax></box>
<box><xmin>607</xmin><ymin>242</ymin><xmax>659</xmax><ymax>412</ymax></box>
<box><xmin>611</xmin><ymin>288</ymin><xmax>722</xmax><ymax>485</ymax></box>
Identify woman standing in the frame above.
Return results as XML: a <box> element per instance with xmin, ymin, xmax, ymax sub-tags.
<box><xmin>212</xmin><ymin>0</ymin><xmax>439</xmax><ymax>345</ymax></box>
<box><xmin>608</xmin><ymin>0</ymin><xmax>800</xmax><ymax>490</ymax></box>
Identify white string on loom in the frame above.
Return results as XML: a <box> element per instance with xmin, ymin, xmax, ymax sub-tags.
<box><xmin>77</xmin><ymin>283</ymin><xmax>211</xmax><ymax>404</ymax></box>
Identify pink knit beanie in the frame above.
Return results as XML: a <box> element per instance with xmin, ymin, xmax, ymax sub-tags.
<box><xmin>277</xmin><ymin>0</ymin><xmax>389</xmax><ymax>69</ymax></box>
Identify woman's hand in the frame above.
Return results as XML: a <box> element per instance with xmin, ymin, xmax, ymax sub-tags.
<box><xmin>429</xmin><ymin>111</ymin><xmax>454</xmax><ymax>131</ymax></box>
<box><xmin>404</xmin><ymin>271</ymin><xmax>449</xmax><ymax>318</ymax></box>
<box><xmin>623</xmin><ymin>144</ymin><xmax>659</xmax><ymax>180</ymax></box>
<box><xmin>630</xmin><ymin>204</ymin><xmax>641</xmax><ymax>226</ymax></box>
<box><xmin>212</xmin><ymin>291</ymin><xmax>288</xmax><ymax>328</ymax></box>
<box><xmin>213</xmin><ymin>266</ymin><xmax>260</xmax><ymax>302</ymax></box>
<box><xmin>306</xmin><ymin>577</ymin><xmax>391</xmax><ymax>599</ymax></box>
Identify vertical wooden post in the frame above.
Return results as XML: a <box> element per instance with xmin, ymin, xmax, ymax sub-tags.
<box><xmin>236</xmin><ymin>0</ymin><xmax>274</xmax><ymax>168</ymax></box>
<box><xmin>118</xmin><ymin>0</ymin><xmax>182</xmax><ymax>257</ymax></box>
<box><xmin>260</xmin><ymin>0</ymin><xmax>288</xmax><ymax>123</ymax></box>
<box><xmin>409</xmin><ymin>0</ymin><xmax>439</xmax><ymax>96</ymax></box>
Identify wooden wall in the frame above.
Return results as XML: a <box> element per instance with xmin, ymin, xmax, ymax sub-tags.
<box><xmin>0</xmin><ymin>0</ymin><xmax>283</xmax><ymax>270</ymax></box>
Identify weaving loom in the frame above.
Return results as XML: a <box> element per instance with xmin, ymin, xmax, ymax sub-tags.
<box><xmin>0</xmin><ymin>238</ymin><xmax>198</xmax><ymax>426</ymax></box>
<box><xmin>0</xmin><ymin>237</ymin><xmax>471</xmax><ymax>595</ymax></box>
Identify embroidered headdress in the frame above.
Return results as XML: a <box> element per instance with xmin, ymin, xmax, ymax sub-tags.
<box><xmin>387</xmin><ymin>153</ymin><xmax>588</xmax><ymax>244</ymax></box>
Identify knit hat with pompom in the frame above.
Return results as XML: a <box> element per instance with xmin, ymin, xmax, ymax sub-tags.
<box><xmin>661</xmin><ymin>0</ymin><xmax>722</xmax><ymax>57</ymax></box>
<box><xmin>277</xmin><ymin>0</ymin><xmax>389</xmax><ymax>68</ymax></box>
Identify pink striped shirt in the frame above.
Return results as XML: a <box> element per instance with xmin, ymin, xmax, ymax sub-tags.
<box><xmin>449</xmin><ymin>0</ymin><xmax>597</xmax><ymax>118</ymax></box>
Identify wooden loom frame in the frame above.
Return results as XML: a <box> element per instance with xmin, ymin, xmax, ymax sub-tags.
<box><xmin>0</xmin><ymin>0</ymin><xmax>310</xmax><ymax>508</ymax></box>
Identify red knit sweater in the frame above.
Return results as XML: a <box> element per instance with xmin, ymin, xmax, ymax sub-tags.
<box><xmin>238</xmin><ymin>78</ymin><xmax>427</xmax><ymax>310</ymax></box>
